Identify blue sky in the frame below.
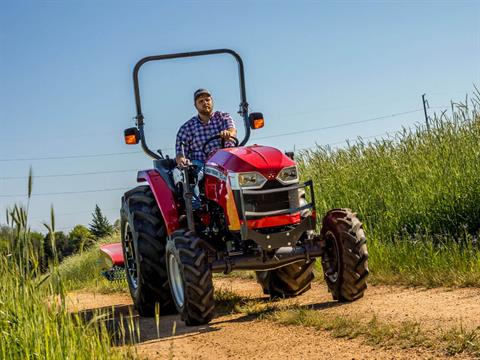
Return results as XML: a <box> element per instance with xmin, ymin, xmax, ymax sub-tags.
<box><xmin>1</xmin><ymin>0</ymin><xmax>479</xmax><ymax>233</ymax></box>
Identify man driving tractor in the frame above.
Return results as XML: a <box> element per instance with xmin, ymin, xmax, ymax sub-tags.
<box><xmin>175</xmin><ymin>88</ymin><xmax>237</xmax><ymax>209</ymax></box>
<box><xmin>175</xmin><ymin>88</ymin><xmax>237</xmax><ymax>166</ymax></box>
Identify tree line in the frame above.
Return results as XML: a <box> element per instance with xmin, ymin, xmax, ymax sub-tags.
<box><xmin>0</xmin><ymin>204</ymin><xmax>118</xmax><ymax>268</ymax></box>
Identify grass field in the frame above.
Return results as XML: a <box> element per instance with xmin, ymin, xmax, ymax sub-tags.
<box><xmin>300</xmin><ymin>93</ymin><xmax>480</xmax><ymax>286</ymax></box>
<box><xmin>57</xmin><ymin>235</ymin><xmax>127</xmax><ymax>293</ymax></box>
<box><xmin>0</xmin><ymin>255</ymin><xmax>132</xmax><ymax>360</ymax></box>
<box><xmin>0</xmin><ymin>187</ymin><xmax>131</xmax><ymax>359</ymax></box>
<box><xmin>300</xmin><ymin>96</ymin><xmax>480</xmax><ymax>240</ymax></box>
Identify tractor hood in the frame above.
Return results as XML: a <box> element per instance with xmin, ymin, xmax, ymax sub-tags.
<box><xmin>206</xmin><ymin>145</ymin><xmax>296</xmax><ymax>176</ymax></box>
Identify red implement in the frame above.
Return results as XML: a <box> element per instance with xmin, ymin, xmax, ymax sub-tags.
<box><xmin>99</xmin><ymin>242</ymin><xmax>124</xmax><ymax>267</ymax></box>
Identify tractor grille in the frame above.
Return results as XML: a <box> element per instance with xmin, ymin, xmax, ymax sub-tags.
<box><xmin>242</xmin><ymin>180</ymin><xmax>299</xmax><ymax>216</ymax></box>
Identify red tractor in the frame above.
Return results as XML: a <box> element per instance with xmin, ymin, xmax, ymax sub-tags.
<box><xmin>116</xmin><ymin>49</ymin><xmax>368</xmax><ymax>325</ymax></box>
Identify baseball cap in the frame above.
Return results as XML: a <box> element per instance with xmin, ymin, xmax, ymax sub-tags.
<box><xmin>194</xmin><ymin>88</ymin><xmax>211</xmax><ymax>101</ymax></box>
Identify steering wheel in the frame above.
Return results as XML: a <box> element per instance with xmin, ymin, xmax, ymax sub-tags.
<box><xmin>202</xmin><ymin>134</ymin><xmax>239</xmax><ymax>155</ymax></box>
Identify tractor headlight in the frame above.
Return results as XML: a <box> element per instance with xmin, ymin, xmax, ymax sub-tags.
<box><xmin>276</xmin><ymin>166</ymin><xmax>299</xmax><ymax>185</ymax></box>
<box><xmin>237</xmin><ymin>172</ymin><xmax>267</xmax><ymax>189</ymax></box>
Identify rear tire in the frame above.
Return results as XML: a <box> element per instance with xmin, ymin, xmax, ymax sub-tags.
<box><xmin>320</xmin><ymin>208</ymin><xmax>369</xmax><ymax>302</ymax></box>
<box><xmin>256</xmin><ymin>260</ymin><xmax>314</xmax><ymax>298</ymax></box>
<box><xmin>166</xmin><ymin>230</ymin><xmax>215</xmax><ymax>326</ymax></box>
<box><xmin>121</xmin><ymin>185</ymin><xmax>176</xmax><ymax>316</ymax></box>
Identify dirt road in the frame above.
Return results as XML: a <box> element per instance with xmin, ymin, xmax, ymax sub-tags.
<box><xmin>68</xmin><ymin>279</ymin><xmax>480</xmax><ymax>359</ymax></box>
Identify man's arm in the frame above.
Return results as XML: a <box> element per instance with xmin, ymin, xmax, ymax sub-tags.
<box><xmin>219</xmin><ymin>113</ymin><xmax>237</xmax><ymax>139</ymax></box>
<box><xmin>175</xmin><ymin>124</ymin><xmax>191</xmax><ymax>166</ymax></box>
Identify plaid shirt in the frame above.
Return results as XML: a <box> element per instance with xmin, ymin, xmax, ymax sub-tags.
<box><xmin>176</xmin><ymin>111</ymin><xmax>236</xmax><ymax>161</ymax></box>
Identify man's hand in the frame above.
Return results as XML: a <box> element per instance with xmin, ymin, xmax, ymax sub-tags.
<box><xmin>219</xmin><ymin>128</ymin><xmax>237</xmax><ymax>140</ymax></box>
<box><xmin>219</xmin><ymin>130</ymin><xmax>231</xmax><ymax>139</ymax></box>
<box><xmin>176</xmin><ymin>155</ymin><xmax>191</xmax><ymax>167</ymax></box>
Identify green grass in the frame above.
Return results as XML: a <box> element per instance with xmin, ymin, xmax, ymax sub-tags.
<box><xmin>269</xmin><ymin>308</ymin><xmax>479</xmax><ymax>357</ymax></box>
<box><xmin>57</xmin><ymin>234</ymin><xmax>127</xmax><ymax>293</ymax></box>
<box><xmin>0</xmin><ymin>256</ymin><xmax>133</xmax><ymax>360</ymax></box>
<box><xmin>310</xmin><ymin>235</ymin><xmax>480</xmax><ymax>287</ymax></box>
<box><xmin>300</xmin><ymin>112</ymin><xmax>480</xmax><ymax>240</ymax></box>
<box><xmin>299</xmin><ymin>92</ymin><xmax>480</xmax><ymax>287</ymax></box>
<box><xmin>366</xmin><ymin>236</ymin><xmax>480</xmax><ymax>287</ymax></box>
<box><xmin>300</xmin><ymin>93</ymin><xmax>480</xmax><ymax>239</ymax></box>
<box><xmin>442</xmin><ymin>326</ymin><xmax>480</xmax><ymax>356</ymax></box>
<box><xmin>0</xmin><ymin>174</ymin><xmax>133</xmax><ymax>359</ymax></box>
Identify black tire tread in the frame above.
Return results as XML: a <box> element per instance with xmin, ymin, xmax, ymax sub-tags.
<box><xmin>256</xmin><ymin>260</ymin><xmax>315</xmax><ymax>298</ymax></box>
<box><xmin>321</xmin><ymin>208</ymin><xmax>369</xmax><ymax>302</ymax></box>
<box><xmin>121</xmin><ymin>185</ymin><xmax>175</xmax><ymax>316</ymax></box>
<box><xmin>169</xmin><ymin>230</ymin><xmax>215</xmax><ymax>326</ymax></box>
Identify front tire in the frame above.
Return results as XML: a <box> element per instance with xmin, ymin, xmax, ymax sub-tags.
<box><xmin>166</xmin><ymin>230</ymin><xmax>215</xmax><ymax>326</ymax></box>
<box><xmin>121</xmin><ymin>185</ymin><xmax>176</xmax><ymax>316</ymax></box>
<box><xmin>321</xmin><ymin>208</ymin><xmax>369</xmax><ymax>301</ymax></box>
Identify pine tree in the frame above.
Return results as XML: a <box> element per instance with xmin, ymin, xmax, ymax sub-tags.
<box><xmin>89</xmin><ymin>205</ymin><xmax>114</xmax><ymax>239</ymax></box>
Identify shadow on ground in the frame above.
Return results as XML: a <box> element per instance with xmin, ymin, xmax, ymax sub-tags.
<box><xmin>73</xmin><ymin>293</ymin><xmax>346</xmax><ymax>346</ymax></box>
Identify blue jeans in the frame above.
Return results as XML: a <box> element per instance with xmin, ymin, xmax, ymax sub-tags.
<box><xmin>191</xmin><ymin>160</ymin><xmax>204</xmax><ymax>210</ymax></box>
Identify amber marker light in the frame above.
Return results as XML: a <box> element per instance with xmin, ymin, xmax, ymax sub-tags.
<box><xmin>124</xmin><ymin>127</ymin><xmax>140</xmax><ymax>145</ymax></box>
<box><xmin>125</xmin><ymin>134</ymin><xmax>138</xmax><ymax>144</ymax></box>
<box><xmin>249</xmin><ymin>112</ymin><xmax>265</xmax><ymax>130</ymax></box>
<box><xmin>252</xmin><ymin>118</ymin><xmax>264</xmax><ymax>129</ymax></box>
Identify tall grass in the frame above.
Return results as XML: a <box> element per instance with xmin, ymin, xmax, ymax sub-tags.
<box><xmin>301</xmin><ymin>91</ymin><xmax>480</xmax><ymax>286</ymax></box>
<box><xmin>0</xmin><ymin>173</ymin><xmax>131</xmax><ymax>359</ymax></box>
<box><xmin>366</xmin><ymin>237</ymin><xmax>480</xmax><ymax>287</ymax></box>
<box><xmin>57</xmin><ymin>234</ymin><xmax>126</xmax><ymax>293</ymax></box>
<box><xmin>0</xmin><ymin>256</ymin><xmax>130</xmax><ymax>359</ymax></box>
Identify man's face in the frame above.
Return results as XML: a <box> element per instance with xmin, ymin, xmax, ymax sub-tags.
<box><xmin>195</xmin><ymin>94</ymin><xmax>213</xmax><ymax>116</ymax></box>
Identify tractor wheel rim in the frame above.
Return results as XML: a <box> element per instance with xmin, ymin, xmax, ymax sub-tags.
<box><xmin>324</xmin><ymin>230</ymin><xmax>340</xmax><ymax>283</ymax></box>
<box><xmin>168</xmin><ymin>252</ymin><xmax>185</xmax><ymax>307</ymax></box>
<box><xmin>124</xmin><ymin>223</ymin><xmax>138</xmax><ymax>289</ymax></box>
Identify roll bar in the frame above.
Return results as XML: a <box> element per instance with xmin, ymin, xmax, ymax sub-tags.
<box><xmin>132</xmin><ymin>49</ymin><xmax>251</xmax><ymax>160</ymax></box>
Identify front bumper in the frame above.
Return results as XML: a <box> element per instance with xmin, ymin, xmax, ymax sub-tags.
<box><xmin>237</xmin><ymin>180</ymin><xmax>317</xmax><ymax>249</ymax></box>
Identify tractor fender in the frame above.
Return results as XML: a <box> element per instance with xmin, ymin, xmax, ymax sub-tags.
<box><xmin>137</xmin><ymin>169</ymin><xmax>180</xmax><ymax>235</ymax></box>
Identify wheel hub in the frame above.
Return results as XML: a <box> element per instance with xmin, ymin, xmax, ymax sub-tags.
<box><xmin>168</xmin><ymin>252</ymin><xmax>185</xmax><ymax>307</ymax></box>
<box><xmin>323</xmin><ymin>230</ymin><xmax>340</xmax><ymax>283</ymax></box>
